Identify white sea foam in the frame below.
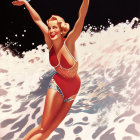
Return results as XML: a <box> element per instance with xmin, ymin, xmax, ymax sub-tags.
<box><xmin>0</xmin><ymin>18</ymin><xmax>140</xmax><ymax>140</ymax></box>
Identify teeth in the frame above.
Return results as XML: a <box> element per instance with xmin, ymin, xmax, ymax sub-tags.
<box><xmin>51</xmin><ymin>33</ymin><xmax>56</xmax><ymax>36</ymax></box>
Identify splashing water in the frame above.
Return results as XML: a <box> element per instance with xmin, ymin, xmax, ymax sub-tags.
<box><xmin>0</xmin><ymin>18</ymin><xmax>140</xmax><ymax>140</ymax></box>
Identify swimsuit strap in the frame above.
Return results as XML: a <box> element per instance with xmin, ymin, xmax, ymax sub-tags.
<box><xmin>64</xmin><ymin>41</ymin><xmax>77</xmax><ymax>62</ymax></box>
<box><xmin>49</xmin><ymin>44</ymin><xmax>53</xmax><ymax>52</ymax></box>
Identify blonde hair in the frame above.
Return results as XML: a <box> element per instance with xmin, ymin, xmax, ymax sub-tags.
<box><xmin>47</xmin><ymin>15</ymin><xmax>70</xmax><ymax>37</ymax></box>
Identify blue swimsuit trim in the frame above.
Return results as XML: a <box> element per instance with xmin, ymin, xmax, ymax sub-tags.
<box><xmin>48</xmin><ymin>78</ymin><xmax>73</xmax><ymax>102</ymax></box>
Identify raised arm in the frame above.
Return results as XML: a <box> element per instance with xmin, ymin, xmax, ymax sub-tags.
<box><xmin>66</xmin><ymin>0</ymin><xmax>90</xmax><ymax>44</ymax></box>
<box><xmin>12</xmin><ymin>0</ymin><xmax>52</xmax><ymax>48</ymax></box>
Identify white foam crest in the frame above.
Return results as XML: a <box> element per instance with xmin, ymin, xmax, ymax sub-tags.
<box><xmin>1</xmin><ymin>17</ymin><xmax>140</xmax><ymax>140</ymax></box>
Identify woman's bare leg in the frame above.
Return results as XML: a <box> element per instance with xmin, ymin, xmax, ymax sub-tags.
<box><xmin>29</xmin><ymin>99</ymin><xmax>74</xmax><ymax>140</ymax></box>
<box><xmin>23</xmin><ymin>125</ymin><xmax>42</xmax><ymax>140</ymax></box>
<box><xmin>29</xmin><ymin>96</ymin><xmax>75</xmax><ymax>139</ymax></box>
<box><xmin>29</xmin><ymin>133</ymin><xmax>42</xmax><ymax>140</ymax></box>
<box><xmin>40</xmin><ymin>100</ymin><xmax>74</xmax><ymax>139</ymax></box>
<box><xmin>23</xmin><ymin>88</ymin><xmax>64</xmax><ymax>140</ymax></box>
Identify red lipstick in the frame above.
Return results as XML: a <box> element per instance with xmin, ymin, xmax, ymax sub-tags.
<box><xmin>50</xmin><ymin>32</ymin><xmax>56</xmax><ymax>38</ymax></box>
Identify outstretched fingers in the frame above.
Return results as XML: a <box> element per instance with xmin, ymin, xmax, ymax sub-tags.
<box><xmin>12</xmin><ymin>0</ymin><xmax>25</xmax><ymax>6</ymax></box>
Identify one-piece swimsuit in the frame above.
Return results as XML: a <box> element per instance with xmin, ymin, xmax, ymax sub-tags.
<box><xmin>48</xmin><ymin>41</ymin><xmax>81</xmax><ymax>102</ymax></box>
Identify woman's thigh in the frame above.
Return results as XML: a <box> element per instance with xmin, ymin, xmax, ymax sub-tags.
<box><xmin>40</xmin><ymin>88</ymin><xmax>64</xmax><ymax>130</ymax></box>
<box><xmin>40</xmin><ymin>97</ymin><xmax>75</xmax><ymax>139</ymax></box>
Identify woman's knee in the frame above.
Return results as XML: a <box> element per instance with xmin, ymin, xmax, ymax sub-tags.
<box><xmin>40</xmin><ymin>120</ymin><xmax>52</xmax><ymax>132</ymax></box>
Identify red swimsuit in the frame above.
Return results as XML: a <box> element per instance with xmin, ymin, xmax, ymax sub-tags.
<box><xmin>48</xmin><ymin>41</ymin><xmax>81</xmax><ymax>102</ymax></box>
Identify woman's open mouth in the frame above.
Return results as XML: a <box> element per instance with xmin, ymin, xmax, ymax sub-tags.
<box><xmin>50</xmin><ymin>33</ymin><xmax>56</xmax><ymax>38</ymax></box>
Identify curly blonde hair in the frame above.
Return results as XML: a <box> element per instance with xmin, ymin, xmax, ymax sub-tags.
<box><xmin>47</xmin><ymin>15</ymin><xmax>70</xmax><ymax>37</ymax></box>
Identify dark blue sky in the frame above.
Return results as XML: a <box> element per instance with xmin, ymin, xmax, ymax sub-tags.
<box><xmin>1</xmin><ymin>0</ymin><xmax>140</xmax><ymax>53</ymax></box>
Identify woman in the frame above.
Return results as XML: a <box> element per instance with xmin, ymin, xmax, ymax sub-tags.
<box><xmin>12</xmin><ymin>0</ymin><xmax>90</xmax><ymax>139</ymax></box>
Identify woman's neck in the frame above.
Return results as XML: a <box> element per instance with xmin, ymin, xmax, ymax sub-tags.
<box><xmin>52</xmin><ymin>37</ymin><xmax>64</xmax><ymax>54</ymax></box>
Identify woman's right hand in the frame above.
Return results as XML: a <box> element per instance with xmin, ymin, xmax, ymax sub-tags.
<box><xmin>12</xmin><ymin>0</ymin><xmax>27</xmax><ymax>6</ymax></box>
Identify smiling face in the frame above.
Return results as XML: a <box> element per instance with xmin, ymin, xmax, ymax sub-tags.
<box><xmin>48</xmin><ymin>20</ymin><xmax>62</xmax><ymax>40</ymax></box>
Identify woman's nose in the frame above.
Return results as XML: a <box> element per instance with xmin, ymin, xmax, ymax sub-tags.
<box><xmin>50</xmin><ymin>28</ymin><xmax>54</xmax><ymax>32</ymax></box>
